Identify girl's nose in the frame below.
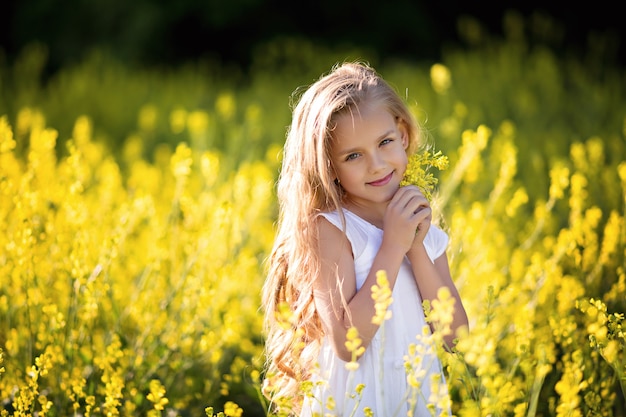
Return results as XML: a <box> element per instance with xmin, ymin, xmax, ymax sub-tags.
<box><xmin>368</xmin><ymin>152</ymin><xmax>385</xmax><ymax>173</ymax></box>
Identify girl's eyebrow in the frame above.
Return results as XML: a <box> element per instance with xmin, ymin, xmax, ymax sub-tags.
<box><xmin>335</xmin><ymin>129</ymin><xmax>395</xmax><ymax>157</ymax></box>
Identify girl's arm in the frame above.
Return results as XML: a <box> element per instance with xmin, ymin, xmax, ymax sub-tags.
<box><xmin>313</xmin><ymin>217</ymin><xmax>405</xmax><ymax>361</ymax></box>
<box><xmin>404</xmin><ymin>184</ymin><xmax>468</xmax><ymax>348</ymax></box>
<box><xmin>407</xmin><ymin>244</ymin><xmax>468</xmax><ymax>349</ymax></box>
<box><xmin>401</xmin><ymin>184</ymin><xmax>468</xmax><ymax>348</ymax></box>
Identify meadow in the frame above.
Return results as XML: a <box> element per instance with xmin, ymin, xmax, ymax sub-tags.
<box><xmin>1</xmin><ymin>12</ymin><xmax>625</xmax><ymax>417</ymax></box>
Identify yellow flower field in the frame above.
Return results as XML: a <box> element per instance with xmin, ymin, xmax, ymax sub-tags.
<box><xmin>1</xmin><ymin>14</ymin><xmax>625</xmax><ymax>417</ymax></box>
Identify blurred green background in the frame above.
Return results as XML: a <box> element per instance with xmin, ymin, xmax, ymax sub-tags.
<box><xmin>1</xmin><ymin>0</ymin><xmax>624</xmax><ymax>76</ymax></box>
<box><xmin>2</xmin><ymin>0</ymin><xmax>624</xmax><ymax>163</ymax></box>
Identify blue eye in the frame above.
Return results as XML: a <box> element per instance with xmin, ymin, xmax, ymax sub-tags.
<box><xmin>380</xmin><ymin>138</ymin><xmax>392</xmax><ymax>146</ymax></box>
<box><xmin>345</xmin><ymin>153</ymin><xmax>359</xmax><ymax>161</ymax></box>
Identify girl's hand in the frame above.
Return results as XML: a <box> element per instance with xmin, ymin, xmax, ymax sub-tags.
<box><xmin>383</xmin><ymin>185</ymin><xmax>431</xmax><ymax>254</ymax></box>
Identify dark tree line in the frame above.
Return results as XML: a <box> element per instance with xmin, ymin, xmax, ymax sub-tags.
<box><xmin>1</xmin><ymin>0</ymin><xmax>624</xmax><ymax>76</ymax></box>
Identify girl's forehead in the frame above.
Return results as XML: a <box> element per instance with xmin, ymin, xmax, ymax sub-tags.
<box><xmin>331</xmin><ymin>103</ymin><xmax>397</xmax><ymax>145</ymax></box>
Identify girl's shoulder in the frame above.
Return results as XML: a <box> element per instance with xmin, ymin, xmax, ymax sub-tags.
<box><xmin>317</xmin><ymin>209</ymin><xmax>377</xmax><ymax>258</ymax></box>
<box><xmin>424</xmin><ymin>223</ymin><xmax>449</xmax><ymax>261</ymax></box>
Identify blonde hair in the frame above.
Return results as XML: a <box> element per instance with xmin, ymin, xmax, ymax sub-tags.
<box><xmin>261</xmin><ymin>61</ymin><xmax>421</xmax><ymax>414</ymax></box>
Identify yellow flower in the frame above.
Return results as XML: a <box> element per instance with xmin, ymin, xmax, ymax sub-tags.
<box><xmin>430</xmin><ymin>64</ymin><xmax>452</xmax><ymax>95</ymax></box>
<box><xmin>345</xmin><ymin>326</ymin><xmax>365</xmax><ymax>368</ymax></box>
<box><xmin>400</xmin><ymin>151</ymin><xmax>448</xmax><ymax>201</ymax></box>
<box><xmin>170</xmin><ymin>142</ymin><xmax>193</xmax><ymax>179</ymax></box>
<box><xmin>371</xmin><ymin>270</ymin><xmax>393</xmax><ymax>325</ymax></box>
<box><xmin>223</xmin><ymin>401</ymin><xmax>243</xmax><ymax>417</ymax></box>
<box><xmin>0</xmin><ymin>116</ymin><xmax>16</xmax><ymax>153</ymax></box>
<box><xmin>146</xmin><ymin>379</ymin><xmax>169</xmax><ymax>411</ymax></box>
<box><xmin>216</xmin><ymin>93</ymin><xmax>236</xmax><ymax>120</ymax></box>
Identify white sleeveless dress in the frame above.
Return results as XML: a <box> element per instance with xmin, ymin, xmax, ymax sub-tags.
<box><xmin>302</xmin><ymin>209</ymin><xmax>451</xmax><ymax>417</ymax></box>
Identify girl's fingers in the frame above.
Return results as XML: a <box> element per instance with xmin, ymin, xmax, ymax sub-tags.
<box><xmin>393</xmin><ymin>186</ymin><xmax>432</xmax><ymax>241</ymax></box>
<box><xmin>394</xmin><ymin>186</ymin><xmax>429</xmax><ymax>215</ymax></box>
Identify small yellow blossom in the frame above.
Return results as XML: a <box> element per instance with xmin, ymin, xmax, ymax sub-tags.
<box><xmin>345</xmin><ymin>326</ymin><xmax>365</xmax><ymax>368</ymax></box>
<box><xmin>400</xmin><ymin>151</ymin><xmax>448</xmax><ymax>201</ymax></box>
<box><xmin>187</xmin><ymin>110</ymin><xmax>210</xmax><ymax>137</ymax></box>
<box><xmin>216</xmin><ymin>93</ymin><xmax>236</xmax><ymax>120</ymax></box>
<box><xmin>0</xmin><ymin>116</ymin><xmax>16</xmax><ymax>153</ymax></box>
<box><xmin>223</xmin><ymin>401</ymin><xmax>243</xmax><ymax>417</ymax></box>
<box><xmin>548</xmin><ymin>163</ymin><xmax>570</xmax><ymax>200</ymax></box>
<box><xmin>430</xmin><ymin>64</ymin><xmax>452</xmax><ymax>95</ymax></box>
<box><xmin>371</xmin><ymin>270</ymin><xmax>393</xmax><ymax>325</ymax></box>
<box><xmin>170</xmin><ymin>142</ymin><xmax>193</xmax><ymax>179</ymax></box>
<box><xmin>147</xmin><ymin>379</ymin><xmax>169</xmax><ymax>411</ymax></box>
<box><xmin>325</xmin><ymin>396</ymin><xmax>336</xmax><ymax>412</ymax></box>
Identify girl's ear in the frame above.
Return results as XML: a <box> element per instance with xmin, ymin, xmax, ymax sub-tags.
<box><xmin>399</xmin><ymin>121</ymin><xmax>410</xmax><ymax>150</ymax></box>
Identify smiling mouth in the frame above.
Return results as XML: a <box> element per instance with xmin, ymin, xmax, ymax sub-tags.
<box><xmin>367</xmin><ymin>172</ymin><xmax>393</xmax><ymax>186</ymax></box>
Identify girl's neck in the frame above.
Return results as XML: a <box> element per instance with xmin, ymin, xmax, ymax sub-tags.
<box><xmin>343</xmin><ymin>200</ymin><xmax>387</xmax><ymax>229</ymax></box>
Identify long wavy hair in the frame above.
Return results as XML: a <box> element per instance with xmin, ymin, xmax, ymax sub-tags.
<box><xmin>261</xmin><ymin>61</ymin><xmax>421</xmax><ymax>414</ymax></box>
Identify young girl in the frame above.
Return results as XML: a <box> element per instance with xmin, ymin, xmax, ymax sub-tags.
<box><xmin>261</xmin><ymin>61</ymin><xmax>468</xmax><ymax>416</ymax></box>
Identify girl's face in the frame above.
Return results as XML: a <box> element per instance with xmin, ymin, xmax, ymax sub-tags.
<box><xmin>330</xmin><ymin>100</ymin><xmax>409</xmax><ymax>208</ymax></box>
